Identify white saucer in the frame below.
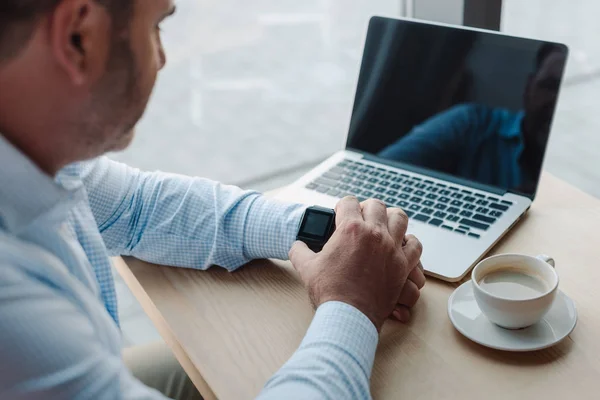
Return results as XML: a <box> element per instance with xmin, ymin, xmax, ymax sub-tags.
<box><xmin>448</xmin><ymin>281</ymin><xmax>577</xmax><ymax>352</ymax></box>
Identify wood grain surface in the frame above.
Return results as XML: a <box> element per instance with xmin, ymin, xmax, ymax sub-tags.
<box><xmin>114</xmin><ymin>173</ymin><xmax>600</xmax><ymax>400</ymax></box>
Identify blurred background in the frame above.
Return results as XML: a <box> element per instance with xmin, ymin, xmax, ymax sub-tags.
<box><xmin>112</xmin><ymin>0</ymin><xmax>600</xmax><ymax>345</ymax></box>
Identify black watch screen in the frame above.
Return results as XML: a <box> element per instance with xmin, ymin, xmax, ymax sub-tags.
<box><xmin>296</xmin><ymin>206</ymin><xmax>336</xmax><ymax>252</ymax></box>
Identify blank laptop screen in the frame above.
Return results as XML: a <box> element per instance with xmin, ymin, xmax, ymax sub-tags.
<box><xmin>346</xmin><ymin>17</ymin><xmax>568</xmax><ymax>198</ymax></box>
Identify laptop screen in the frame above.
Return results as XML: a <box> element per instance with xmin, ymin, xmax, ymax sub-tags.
<box><xmin>346</xmin><ymin>17</ymin><xmax>568</xmax><ymax>198</ymax></box>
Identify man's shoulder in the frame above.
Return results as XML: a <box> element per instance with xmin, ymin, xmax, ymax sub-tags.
<box><xmin>0</xmin><ymin>232</ymin><xmax>69</xmax><ymax>288</ymax></box>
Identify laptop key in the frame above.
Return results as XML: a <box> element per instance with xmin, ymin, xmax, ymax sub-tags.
<box><xmin>410</xmin><ymin>197</ymin><xmax>423</xmax><ymax>204</ymax></box>
<box><xmin>439</xmin><ymin>189</ymin><xmax>451</xmax><ymax>196</ymax></box>
<box><xmin>386</xmin><ymin>197</ymin><xmax>397</xmax><ymax>204</ymax></box>
<box><xmin>397</xmin><ymin>200</ymin><xmax>409</xmax><ymax>208</ymax></box>
<box><xmin>404</xmin><ymin>180</ymin><xmax>416</xmax><ymax>186</ymax></box>
<box><xmin>370</xmin><ymin>172</ymin><xmax>381</xmax><ymax>178</ymax></box>
<box><xmin>399</xmin><ymin>193</ymin><xmax>410</xmax><ymax>200</ymax></box>
<box><xmin>489</xmin><ymin>210</ymin><xmax>503</xmax><ymax>218</ymax></box>
<box><xmin>391</xmin><ymin>184</ymin><xmax>402</xmax><ymax>190</ymax></box>
<box><xmin>380</xmin><ymin>180</ymin><xmax>391</xmax><ymax>187</ymax></box>
<box><xmin>421</xmin><ymin>208</ymin><xmax>434</xmax><ymax>215</ymax></box>
<box><xmin>374</xmin><ymin>194</ymin><xmax>386</xmax><ymax>200</ymax></box>
<box><xmin>474</xmin><ymin>193</ymin><xmax>485</xmax><ymax>198</ymax></box>
<box><xmin>347</xmin><ymin>172</ymin><xmax>358</xmax><ymax>178</ymax></box>
<box><xmin>341</xmin><ymin>177</ymin><xmax>353</xmax><ymax>184</ymax></box>
<box><xmin>426</xmin><ymin>193</ymin><xmax>438</xmax><ymax>200</ymax></box>
<box><xmin>380</xmin><ymin>174</ymin><xmax>392</xmax><ymax>180</ymax></box>
<box><xmin>327</xmin><ymin>188</ymin><xmax>341</xmax><ymax>197</ymax></box>
<box><xmin>473</xmin><ymin>214</ymin><xmax>496</xmax><ymax>224</ymax></box>
<box><xmin>451</xmin><ymin>193</ymin><xmax>464</xmax><ymax>199</ymax></box>
<box><xmin>429</xmin><ymin>218</ymin><xmax>443</xmax><ymax>227</ymax></box>
<box><xmin>339</xmin><ymin>184</ymin><xmax>351</xmax><ymax>191</ymax></box>
<box><xmin>434</xmin><ymin>203</ymin><xmax>447</xmax><ymax>210</ymax></box>
<box><xmin>429</xmin><ymin>187</ymin><xmax>440</xmax><ymax>193</ymax></box>
<box><xmin>391</xmin><ymin>176</ymin><xmax>403</xmax><ymax>183</ymax></box>
<box><xmin>490</xmin><ymin>203</ymin><xmax>509</xmax><ymax>212</ymax></box>
<box><xmin>434</xmin><ymin>211</ymin><xmax>447</xmax><ymax>219</ymax></box>
<box><xmin>316</xmin><ymin>185</ymin><xmax>330</xmax><ymax>193</ymax></box>
<box><xmin>464</xmin><ymin>204</ymin><xmax>476</xmax><ymax>211</ymax></box>
<box><xmin>413</xmin><ymin>176</ymin><xmax>422</xmax><ymax>181</ymax></box>
<box><xmin>459</xmin><ymin>218</ymin><xmax>490</xmax><ymax>230</ymax></box>
<box><xmin>460</xmin><ymin>210</ymin><xmax>473</xmax><ymax>218</ymax></box>
<box><xmin>315</xmin><ymin>177</ymin><xmax>337</xmax><ymax>187</ymax></box>
<box><xmin>405</xmin><ymin>210</ymin><xmax>415</xmax><ymax>218</ymax></box>
<box><xmin>362</xmin><ymin>190</ymin><xmax>374</xmax><ymax>197</ymax></box>
<box><xmin>375</xmin><ymin>187</ymin><xmax>386</xmax><ymax>193</ymax></box>
<box><xmin>424</xmin><ymin>180</ymin><xmax>434</xmax><ymax>184</ymax></box>
<box><xmin>464</xmin><ymin>196</ymin><xmax>477</xmax><ymax>203</ymax></box>
<box><xmin>447</xmin><ymin>207</ymin><xmax>460</xmax><ymax>214</ymax></box>
<box><xmin>402</xmin><ymin>187</ymin><xmax>414</xmax><ymax>193</ymax></box>
<box><xmin>435</xmin><ymin>183</ymin><xmax>447</xmax><ymax>187</ymax></box>
<box><xmin>386</xmin><ymin>190</ymin><xmax>398</xmax><ymax>196</ymax></box>
<box><xmin>357</xmin><ymin>174</ymin><xmax>368</xmax><ymax>180</ymax></box>
<box><xmin>323</xmin><ymin>171</ymin><xmax>342</xmax><ymax>180</ymax></box>
<box><xmin>476</xmin><ymin>206</ymin><xmax>490</xmax><ymax>214</ymax></box>
<box><xmin>468</xmin><ymin>233</ymin><xmax>481</xmax><ymax>238</ymax></box>
<box><xmin>447</xmin><ymin>215</ymin><xmax>460</xmax><ymax>222</ymax></box>
<box><xmin>415</xmin><ymin>190</ymin><xmax>426</xmax><ymax>197</ymax></box>
<box><xmin>455</xmin><ymin>229</ymin><xmax>467</xmax><ymax>235</ymax></box>
<box><xmin>488</xmin><ymin>196</ymin><xmax>500</xmax><ymax>202</ymax></box>
<box><xmin>448</xmin><ymin>186</ymin><xmax>459</xmax><ymax>191</ymax></box>
<box><xmin>422</xmin><ymin>200</ymin><xmax>435</xmax><ymax>207</ymax></box>
<box><xmin>501</xmin><ymin>200</ymin><xmax>513</xmax><ymax>206</ymax></box>
<box><xmin>439</xmin><ymin>197</ymin><xmax>451</xmax><ymax>203</ymax></box>
<box><xmin>441</xmin><ymin>225</ymin><xmax>453</xmax><ymax>231</ymax></box>
<box><xmin>415</xmin><ymin>183</ymin><xmax>428</xmax><ymax>189</ymax></box>
<box><xmin>306</xmin><ymin>183</ymin><xmax>318</xmax><ymax>190</ymax></box>
<box><xmin>413</xmin><ymin>214</ymin><xmax>430</xmax><ymax>223</ymax></box>
<box><xmin>450</xmin><ymin>200</ymin><xmax>463</xmax><ymax>207</ymax></box>
<box><xmin>409</xmin><ymin>204</ymin><xmax>422</xmax><ymax>212</ymax></box>
<box><xmin>368</xmin><ymin>178</ymin><xmax>379</xmax><ymax>184</ymax></box>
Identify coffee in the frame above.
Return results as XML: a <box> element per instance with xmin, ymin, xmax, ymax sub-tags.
<box><xmin>478</xmin><ymin>267</ymin><xmax>549</xmax><ymax>300</ymax></box>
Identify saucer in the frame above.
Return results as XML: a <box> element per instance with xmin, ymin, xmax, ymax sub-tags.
<box><xmin>448</xmin><ymin>281</ymin><xmax>577</xmax><ymax>352</ymax></box>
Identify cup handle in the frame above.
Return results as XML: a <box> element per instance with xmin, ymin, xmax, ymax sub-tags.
<box><xmin>536</xmin><ymin>254</ymin><xmax>555</xmax><ymax>268</ymax></box>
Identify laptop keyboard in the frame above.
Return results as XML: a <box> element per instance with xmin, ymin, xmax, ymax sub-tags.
<box><xmin>305</xmin><ymin>159</ymin><xmax>514</xmax><ymax>238</ymax></box>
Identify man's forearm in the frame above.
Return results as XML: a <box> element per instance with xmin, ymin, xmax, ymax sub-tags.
<box><xmin>257</xmin><ymin>302</ymin><xmax>379</xmax><ymax>400</ymax></box>
<box><xmin>75</xmin><ymin>157</ymin><xmax>306</xmax><ymax>270</ymax></box>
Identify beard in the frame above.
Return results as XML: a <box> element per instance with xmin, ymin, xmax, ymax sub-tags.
<box><xmin>77</xmin><ymin>33</ymin><xmax>151</xmax><ymax>159</ymax></box>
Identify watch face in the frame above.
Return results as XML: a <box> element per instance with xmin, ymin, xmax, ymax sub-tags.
<box><xmin>299</xmin><ymin>208</ymin><xmax>335</xmax><ymax>241</ymax></box>
<box><xmin>303</xmin><ymin>212</ymin><xmax>331</xmax><ymax>237</ymax></box>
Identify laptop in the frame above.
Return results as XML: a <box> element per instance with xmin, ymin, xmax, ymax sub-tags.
<box><xmin>276</xmin><ymin>16</ymin><xmax>568</xmax><ymax>282</ymax></box>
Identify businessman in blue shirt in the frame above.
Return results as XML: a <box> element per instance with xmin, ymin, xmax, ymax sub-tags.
<box><xmin>0</xmin><ymin>1</ymin><xmax>425</xmax><ymax>399</ymax></box>
<box><xmin>379</xmin><ymin>44</ymin><xmax>565</xmax><ymax>194</ymax></box>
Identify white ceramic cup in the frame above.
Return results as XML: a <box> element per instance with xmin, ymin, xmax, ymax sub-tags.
<box><xmin>471</xmin><ymin>254</ymin><xmax>558</xmax><ymax>329</ymax></box>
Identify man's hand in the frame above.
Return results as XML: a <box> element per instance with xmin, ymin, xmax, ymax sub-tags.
<box><xmin>289</xmin><ymin>197</ymin><xmax>424</xmax><ymax>331</ymax></box>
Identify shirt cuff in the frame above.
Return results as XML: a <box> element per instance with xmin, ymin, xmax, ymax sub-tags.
<box><xmin>243</xmin><ymin>196</ymin><xmax>306</xmax><ymax>261</ymax></box>
<box><xmin>300</xmin><ymin>301</ymin><xmax>379</xmax><ymax>376</ymax></box>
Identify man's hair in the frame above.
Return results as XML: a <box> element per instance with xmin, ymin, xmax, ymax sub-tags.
<box><xmin>0</xmin><ymin>0</ymin><xmax>132</xmax><ymax>62</ymax></box>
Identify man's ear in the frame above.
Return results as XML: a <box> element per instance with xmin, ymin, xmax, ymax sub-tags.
<box><xmin>48</xmin><ymin>0</ymin><xmax>111</xmax><ymax>87</ymax></box>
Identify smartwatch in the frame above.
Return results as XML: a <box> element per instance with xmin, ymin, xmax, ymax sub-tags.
<box><xmin>296</xmin><ymin>206</ymin><xmax>336</xmax><ymax>252</ymax></box>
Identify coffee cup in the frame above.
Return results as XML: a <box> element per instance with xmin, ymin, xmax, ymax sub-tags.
<box><xmin>471</xmin><ymin>254</ymin><xmax>558</xmax><ymax>329</ymax></box>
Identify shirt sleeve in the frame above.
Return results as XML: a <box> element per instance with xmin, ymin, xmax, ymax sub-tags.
<box><xmin>257</xmin><ymin>302</ymin><xmax>379</xmax><ymax>400</ymax></box>
<box><xmin>0</xmin><ymin>263</ymin><xmax>168</xmax><ymax>400</ymax></box>
<box><xmin>71</xmin><ymin>157</ymin><xmax>306</xmax><ymax>271</ymax></box>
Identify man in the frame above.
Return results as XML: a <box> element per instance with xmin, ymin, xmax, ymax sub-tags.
<box><xmin>0</xmin><ymin>1</ymin><xmax>425</xmax><ymax>399</ymax></box>
<box><xmin>378</xmin><ymin>44</ymin><xmax>566</xmax><ymax>194</ymax></box>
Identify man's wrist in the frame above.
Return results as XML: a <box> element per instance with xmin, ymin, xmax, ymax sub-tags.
<box><xmin>316</xmin><ymin>295</ymin><xmax>383</xmax><ymax>332</ymax></box>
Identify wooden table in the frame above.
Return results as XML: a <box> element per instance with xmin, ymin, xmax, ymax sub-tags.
<box><xmin>114</xmin><ymin>173</ymin><xmax>600</xmax><ymax>400</ymax></box>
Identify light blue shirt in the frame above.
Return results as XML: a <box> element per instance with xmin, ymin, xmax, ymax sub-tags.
<box><xmin>0</xmin><ymin>135</ymin><xmax>379</xmax><ymax>399</ymax></box>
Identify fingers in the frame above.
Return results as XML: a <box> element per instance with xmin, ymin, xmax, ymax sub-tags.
<box><xmin>403</xmin><ymin>234</ymin><xmax>423</xmax><ymax>266</ymax></box>
<box><xmin>335</xmin><ymin>196</ymin><xmax>363</xmax><ymax>227</ymax></box>
<box><xmin>392</xmin><ymin>305</ymin><xmax>411</xmax><ymax>323</ymax></box>
<box><xmin>361</xmin><ymin>199</ymin><xmax>388</xmax><ymax>228</ymax></box>
<box><xmin>397</xmin><ymin>279</ymin><xmax>421</xmax><ymax>308</ymax></box>
<box><xmin>289</xmin><ymin>241</ymin><xmax>317</xmax><ymax>279</ymax></box>
<box><xmin>387</xmin><ymin>208</ymin><xmax>409</xmax><ymax>245</ymax></box>
<box><xmin>407</xmin><ymin>262</ymin><xmax>426</xmax><ymax>289</ymax></box>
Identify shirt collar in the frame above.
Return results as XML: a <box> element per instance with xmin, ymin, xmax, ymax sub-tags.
<box><xmin>0</xmin><ymin>134</ymin><xmax>81</xmax><ymax>234</ymax></box>
<box><xmin>498</xmin><ymin>110</ymin><xmax>525</xmax><ymax>140</ymax></box>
